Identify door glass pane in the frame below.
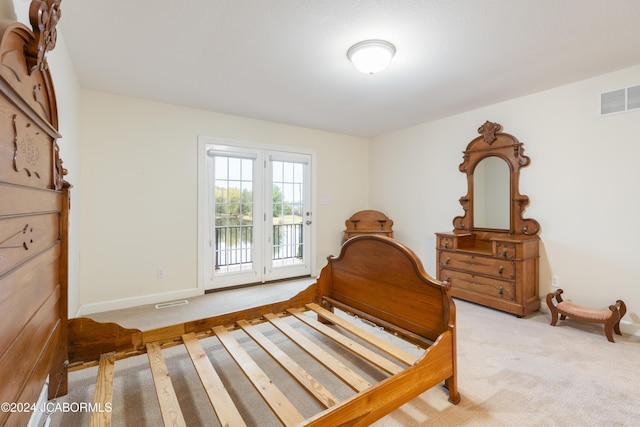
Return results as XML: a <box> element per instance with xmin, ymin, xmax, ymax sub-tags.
<box><xmin>272</xmin><ymin>160</ymin><xmax>304</xmax><ymax>267</ymax></box>
<box><xmin>213</xmin><ymin>155</ymin><xmax>254</xmax><ymax>273</ymax></box>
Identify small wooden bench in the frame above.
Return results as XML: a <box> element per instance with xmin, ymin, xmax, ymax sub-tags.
<box><xmin>546</xmin><ymin>289</ymin><xmax>626</xmax><ymax>342</ymax></box>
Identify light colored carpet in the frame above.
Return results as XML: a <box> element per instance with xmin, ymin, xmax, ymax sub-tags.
<box><xmin>51</xmin><ymin>281</ymin><xmax>640</xmax><ymax>426</ymax></box>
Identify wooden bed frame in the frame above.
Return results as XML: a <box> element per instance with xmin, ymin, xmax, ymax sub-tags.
<box><xmin>66</xmin><ymin>235</ymin><xmax>459</xmax><ymax>426</ymax></box>
<box><xmin>69</xmin><ymin>236</ymin><xmax>460</xmax><ymax>426</ymax></box>
<box><xmin>0</xmin><ymin>3</ymin><xmax>459</xmax><ymax>426</ymax></box>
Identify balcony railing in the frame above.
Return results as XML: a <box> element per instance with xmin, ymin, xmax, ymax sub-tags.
<box><xmin>214</xmin><ymin>223</ymin><xmax>303</xmax><ymax>270</ymax></box>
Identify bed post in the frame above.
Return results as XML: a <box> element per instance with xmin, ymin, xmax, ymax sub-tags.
<box><xmin>316</xmin><ymin>255</ymin><xmax>335</xmax><ymax>324</ymax></box>
<box><xmin>444</xmin><ymin>288</ymin><xmax>460</xmax><ymax>403</ymax></box>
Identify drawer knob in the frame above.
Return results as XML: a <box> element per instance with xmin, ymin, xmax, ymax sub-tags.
<box><xmin>502</xmin><ymin>248</ymin><xmax>508</xmax><ymax>258</ymax></box>
<box><xmin>444</xmin><ymin>240</ymin><xmax>449</xmax><ymax>248</ymax></box>
<box><xmin>499</xmin><ymin>286</ymin><xmax>504</xmax><ymax>295</ymax></box>
<box><xmin>445</xmin><ymin>257</ymin><xmax>451</xmax><ymax>265</ymax></box>
<box><xmin>498</xmin><ymin>266</ymin><xmax>504</xmax><ymax>275</ymax></box>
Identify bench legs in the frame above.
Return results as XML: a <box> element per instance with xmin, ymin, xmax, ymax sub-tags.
<box><xmin>546</xmin><ymin>288</ymin><xmax>627</xmax><ymax>343</ymax></box>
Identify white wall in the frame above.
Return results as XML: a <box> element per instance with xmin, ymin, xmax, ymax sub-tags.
<box><xmin>370</xmin><ymin>65</ymin><xmax>640</xmax><ymax>334</ymax></box>
<box><xmin>77</xmin><ymin>91</ymin><xmax>369</xmax><ymax>313</ymax></box>
<box><xmin>48</xmin><ymin>34</ymin><xmax>82</xmax><ymax>317</ymax></box>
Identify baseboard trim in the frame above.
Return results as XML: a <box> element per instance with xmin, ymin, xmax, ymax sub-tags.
<box><xmin>76</xmin><ymin>288</ymin><xmax>204</xmax><ymax>316</ymax></box>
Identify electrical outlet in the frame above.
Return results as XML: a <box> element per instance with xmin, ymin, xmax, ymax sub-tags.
<box><xmin>157</xmin><ymin>268</ymin><xmax>165</xmax><ymax>279</ymax></box>
<box><xmin>551</xmin><ymin>275</ymin><xmax>559</xmax><ymax>288</ymax></box>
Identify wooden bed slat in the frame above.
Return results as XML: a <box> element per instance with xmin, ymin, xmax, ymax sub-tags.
<box><xmin>212</xmin><ymin>325</ymin><xmax>305</xmax><ymax>427</ymax></box>
<box><xmin>305</xmin><ymin>303</ymin><xmax>418</xmax><ymax>365</ymax></box>
<box><xmin>146</xmin><ymin>342</ymin><xmax>187</xmax><ymax>427</ymax></box>
<box><xmin>237</xmin><ymin>319</ymin><xmax>339</xmax><ymax>408</ymax></box>
<box><xmin>322</xmin><ymin>296</ymin><xmax>434</xmax><ymax>349</ymax></box>
<box><xmin>287</xmin><ymin>308</ymin><xmax>404</xmax><ymax>375</ymax></box>
<box><xmin>90</xmin><ymin>352</ymin><xmax>115</xmax><ymax>427</ymax></box>
<box><xmin>263</xmin><ymin>313</ymin><xmax>372</xmax><ymax>392</ymax></box>
<box><xmin>181</xmin><ymin>333</ymin><xmax>247</xmax><ymax>427</ymax></box>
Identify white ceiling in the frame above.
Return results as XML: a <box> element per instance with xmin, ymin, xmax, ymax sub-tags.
<box><xmin>59</xmin><ymin>0</ymin><xmax>640</xmax><ymax>138</ymax></box>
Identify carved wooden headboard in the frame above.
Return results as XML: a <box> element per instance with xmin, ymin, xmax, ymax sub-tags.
<box><xmin>343</xmin><ymin>210</ymin><xmax>394</xmax><ymax>241</ymax></box>
<box><xmin>0</xmin><ymin>1</ymin><xmax>68</xmax><ymax>425</ymax></box>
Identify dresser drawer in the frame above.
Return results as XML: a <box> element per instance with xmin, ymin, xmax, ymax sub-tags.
<box><xmin>495</xmin><ymin>242</ymin><xmax>516</xmax><ymax>259</ymax></box>
<box><xmin>440</xmin><ymin>269</ymin><xmax>515</xmax><ymax>301</ymax></box>
<box><xmin>437</xmin><ymin>235</ymin><xmax>454</xmax><ymax>250</ymax></box>
<box><xmin>439</xmin><ymin>251</ymin><xmax>515</xmax><ymax>279</ymax></box>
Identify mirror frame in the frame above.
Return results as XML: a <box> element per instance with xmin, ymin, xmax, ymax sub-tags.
<box><xmin>453</xmin><ymin>121</ymin><xmax>540</xmax><ymax>236</ymax></box>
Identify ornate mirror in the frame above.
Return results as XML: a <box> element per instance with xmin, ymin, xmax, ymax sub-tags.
<box><xmin>453</xmin><ymin>121</ymin><xmax>539</xmax><ymax>236</ymax></box>
<box><xmin>473</xmin><ymin>156</ymin><xmax>510</xmax><ymax>229</ymax></box>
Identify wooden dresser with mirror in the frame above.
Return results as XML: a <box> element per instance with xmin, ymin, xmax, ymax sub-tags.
<box><xmin>436</xmin><ymin>121</ymin><xmax>540</xmax><ymax>317</ymax></box>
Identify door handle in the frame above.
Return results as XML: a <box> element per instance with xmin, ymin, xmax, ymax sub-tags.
<box><xmin>305</xmin><ymin>220</ymin><xmax>312</xmax><ymax>225</ymax></box>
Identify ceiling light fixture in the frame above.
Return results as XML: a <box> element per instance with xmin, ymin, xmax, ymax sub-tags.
<box><xmin>347</xmin><ymin>39</ymin><xmax>396</xmax><ymax>74</ymax></box>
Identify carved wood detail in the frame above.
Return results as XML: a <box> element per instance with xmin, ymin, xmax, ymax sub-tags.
<box><xmin>0</xmin><ymin>224</ymin><xmax>34</xmax><ymax>250</ymax></box>
<box><xmin>26</xmin><ymin>0</ymin><xmax>61</xmax><ymax>73</ymax></box>
<box><xmin>454</xmin><ymin>120</ymin><xmax>539</xmax><ymax>235</ymax></box>
<box><xmin>12</xmin><ymin>115</ymin><xmax>43</xmax><ymax>179</ymax></box>
<box><xmin>0</xmin><ymin>0</ymin><xmax>66</xmax><ymax>190</ymax></box>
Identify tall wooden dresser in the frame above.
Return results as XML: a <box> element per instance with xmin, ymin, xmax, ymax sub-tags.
<box><xmin>436</xmin><ymin>121</ymin><xmax>540</xmax><ymax>317</ymax></box>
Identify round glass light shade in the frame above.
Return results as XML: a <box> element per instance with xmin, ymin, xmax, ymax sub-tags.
<box><xmin>347</xmin><ymin>40</ymin><xmax>396</xmax><ymax>74</ymax></box>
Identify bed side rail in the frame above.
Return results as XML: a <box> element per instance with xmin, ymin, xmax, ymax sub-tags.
<box><xmin>68</xmin><ymin>284</ymin><xmax>318</xmax><ymax>367</ymax></box>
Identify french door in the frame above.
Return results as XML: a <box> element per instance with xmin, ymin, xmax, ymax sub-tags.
<box><xmin>199</xmin><ymin>139</ymin><xmax>312</xmax><ymax>290</ymax></box>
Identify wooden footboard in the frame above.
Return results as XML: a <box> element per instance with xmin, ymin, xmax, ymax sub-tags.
<box><xmin>66</xmin><ymin>236</ymin><xmax>458</xmax><ymax>426</ymax></box>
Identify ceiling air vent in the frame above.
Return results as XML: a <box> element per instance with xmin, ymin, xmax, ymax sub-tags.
<box><xmin>600</xmin><ymin>85</ymin><xmax>640</xmax><ymax>116</ymax></box>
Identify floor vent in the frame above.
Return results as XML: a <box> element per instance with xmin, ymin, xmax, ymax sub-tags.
<box><xmin>155</xmin><ymin>300</ymin><xmax>189</xmax><ymax>309</ymax></box>
<box><xmin>600</xmin><ymin>85</ymin><xmax>640</xmax><ymax>116</ymax></box>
